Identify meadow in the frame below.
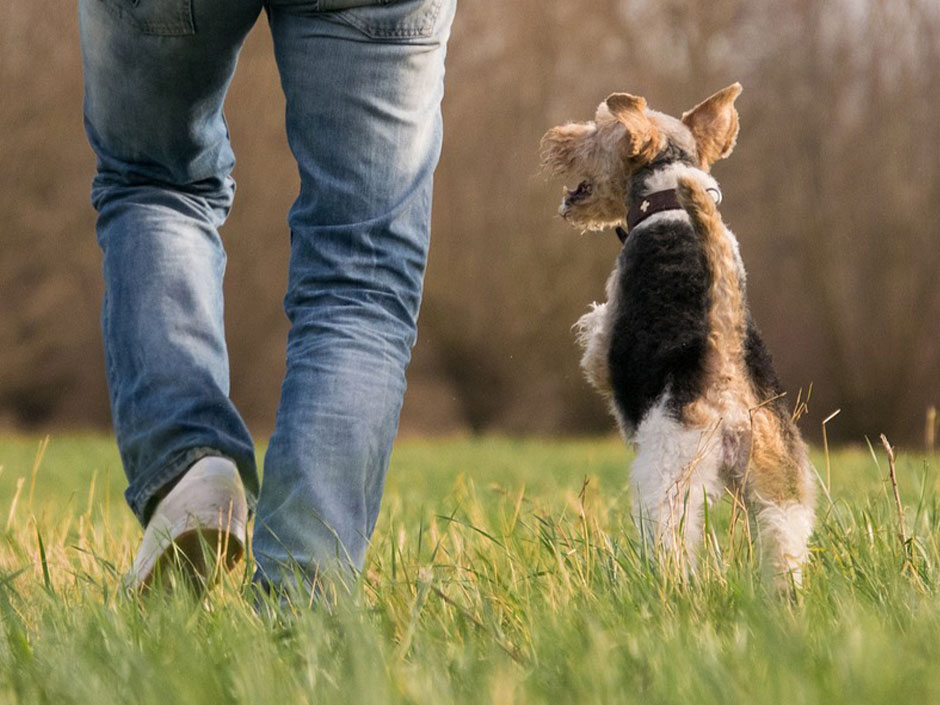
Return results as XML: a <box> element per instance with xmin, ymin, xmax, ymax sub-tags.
<box><xmin>0</xmin><ymin>433</ymin><xmax>938</xmax><ymax>704</ymax></box>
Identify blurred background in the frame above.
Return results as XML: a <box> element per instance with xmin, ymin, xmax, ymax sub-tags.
<box><xmin>1</xmin><ymin>0</ymin><xmax>938</xmax><ymax>444</ymax></box>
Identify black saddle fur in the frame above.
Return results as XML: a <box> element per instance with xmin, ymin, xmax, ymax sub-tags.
<box><xmin>607</xmin><ymin>217</ymin><xmax>789</xmax><ymax>432</ymax></box>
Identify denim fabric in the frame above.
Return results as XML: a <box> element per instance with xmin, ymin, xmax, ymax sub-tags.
<box><xmin>79</xmin><ymin>0</ymin><xmax>455</xmax><ymax>589</ymax></box>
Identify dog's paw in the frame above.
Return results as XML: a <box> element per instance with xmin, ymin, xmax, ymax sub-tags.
<box><xmin>573</xmin><ymin>302</ymin><xmax>612</xmax><ymax>394</ymax></box>
<box><xmin>573</xmin><ymin>302</ymin><xmax>607</xmax><ymax>350</ymax></box>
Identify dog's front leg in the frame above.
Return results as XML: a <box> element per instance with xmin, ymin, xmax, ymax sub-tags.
<box><xmin>574</xmin><ymin>301</ymin><xmax>613</xmax><ymax>397</ymax></box>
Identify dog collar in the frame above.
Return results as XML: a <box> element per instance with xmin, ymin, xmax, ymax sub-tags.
<box><xmin>617</xmin><ymin>186</ymin><xmax>722</xmax><ymax>244</ymax></box>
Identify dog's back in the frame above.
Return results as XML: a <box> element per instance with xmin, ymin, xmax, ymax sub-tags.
<box><xmin>607</xmin><ymin>209</ymin><xmax>711</xmax><ymax>430</ymax></box>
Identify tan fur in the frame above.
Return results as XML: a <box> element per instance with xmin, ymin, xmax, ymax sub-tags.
<box><xmin>539</xmin><ymin>100</ymin><xmax>661</xmax><ymax>230</ymax></box>
<box><xmin>677</xmin><ymin>176</ymin><xmax>748</xmax><ymax>408</ymax></box>
<box><xmin>677</xmin><ymin>175</ymin><xmax>812</xmax><ymax>506</ymax></box>
<box><xmin>540</xmin><ymin>122</ymin><xmax>599</xmax><ymax>176</ymax></box>
<box><xmin>540</xmin><ymin>86</ymin><xmax>742</xmax><ymax>230</ymax></box>
<box><xmin>749</xmin><ymin>408</ymin><xmax>812</xmax><ymax>502</ymax></box>
<box><xmin>605</xmin><ymin>93</ymin><xmax>662</xmax><ymax>163</ymax></box>
<box><xmin>681</xmin><ymin>83</ymin><xmax>742</xmax><ymax>169</ymax></box>
<box><xmin>649</xmin><ymin>112</ymin><xmax>698</xmax><ymax>159</ymax></box>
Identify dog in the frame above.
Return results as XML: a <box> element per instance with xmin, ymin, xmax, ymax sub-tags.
<box><xmin>541</xmin><ymin>84</ymin><xmax>815</xmax><ymax>588</ymax></box>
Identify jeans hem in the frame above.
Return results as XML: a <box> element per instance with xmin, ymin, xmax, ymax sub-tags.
<box><xmin>126</xmin><ymin>445</ymin><xmax>255</xmax><ymax>526</ymax></box>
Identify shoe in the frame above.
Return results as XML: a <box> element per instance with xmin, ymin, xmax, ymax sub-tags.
<box><xmin>123</xmin><ymin>456</ymin><xmax>248</xmax><ymax>591</ymax></box>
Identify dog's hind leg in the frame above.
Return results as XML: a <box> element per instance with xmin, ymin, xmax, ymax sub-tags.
<box><xmin>629</xmin><ymin>400</ymin><xmax>724</xmax><ymax>575</ymax></box>
<box><xmin>751</xmin><ymin>494</ymin><xmax>815</xmax><ymax>590</ymax></box>
<box><xmin>744</xmin><ymin>410</ymin><xmax>817</xmax><ymax>589</ymax></box>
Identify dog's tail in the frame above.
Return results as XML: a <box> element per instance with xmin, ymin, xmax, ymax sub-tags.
<box><xmin>677</xmin><ymin>176</ymin><xmax>747</xmax><ymax>375</ymax></box>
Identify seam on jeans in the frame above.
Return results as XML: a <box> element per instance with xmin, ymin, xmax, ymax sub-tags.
<box><xmin>101</xmin><ymin>293</ymin><xmax>118</xmax><ymax>401</ymax></box>
<box><xmin>333</xmin><ymin>0</ymin><xmax>443</xmax><ymax>40</ymax></box>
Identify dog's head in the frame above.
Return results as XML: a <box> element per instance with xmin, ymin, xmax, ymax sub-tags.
<box><xmin>540</xmin><ymin>83</ymin><xmax>742</xmax><ymax>230</ymax></box>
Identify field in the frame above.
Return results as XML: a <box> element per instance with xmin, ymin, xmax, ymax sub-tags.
<box><xmin>0</xmin><ymin>434</ymin><xmax>938</xmax><ymax>704</ymax></box>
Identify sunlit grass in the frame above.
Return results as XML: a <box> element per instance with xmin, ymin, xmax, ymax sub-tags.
<box><xmin>0</xmin><ymin>434</ymin><xmax>938</xmax><ymax>703</ymax></box>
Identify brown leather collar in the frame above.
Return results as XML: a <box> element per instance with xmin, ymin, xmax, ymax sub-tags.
<box><xmin>626</xmin><ymin>189</ymin><xmax>682</xmax><ymax>233</ymax></box>
<box><xmin>616</xmin><ymin>185</ymin><xmax>721</xmax><ymax>244</ymax></box>
<box><xmin>615</xmin><ymin>189</ymin><xmax>681</xmax><ymax>243</ymax></box>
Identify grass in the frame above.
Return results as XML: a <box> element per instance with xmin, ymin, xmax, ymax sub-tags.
<box><xmin>0</xmin><ymin>433</ymin><xmax>938</xmax><ymax>703</ymax></box>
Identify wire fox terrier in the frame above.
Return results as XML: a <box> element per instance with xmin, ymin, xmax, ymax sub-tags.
<box><xmin>541</xmin><ymin>84</ymin><xmax>816</xmax><ymax>587</ymax></box>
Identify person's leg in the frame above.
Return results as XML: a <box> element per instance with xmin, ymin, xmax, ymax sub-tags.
<box><xmin>254</xmin><ymin>0</ymin><xmax>456</xmax><ymax>593</ymax></box>
<box><xmin>79</xmin><ymin>0</ymin><xmax>263</xmax><ymax>525</ymax></box>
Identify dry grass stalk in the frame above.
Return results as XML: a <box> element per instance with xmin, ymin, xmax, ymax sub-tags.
<box><xmin>822</xmin><ymin>409</ymin><xmax>841</xmax><ymax>493</ymax></box>
<box><xmin>879</xmin><ymin>434</ymin><xmax>907</xmax><ymax>548</ymax></box>
<box><xmin>927</xmin><ymin>406</ymin><xmax>937</xmax><ymax>455</ymax></box>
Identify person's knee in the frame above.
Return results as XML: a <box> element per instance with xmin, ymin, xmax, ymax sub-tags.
<box><xmin>91</xmin><ymin>174</ymin><xmax>236</xmax><ymax>229</ymax></box>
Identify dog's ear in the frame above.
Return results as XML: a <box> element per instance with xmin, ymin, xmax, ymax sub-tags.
<box><xmin>681</xmin><ymin>83</ymin><xmax>742</xmax><ymax>168</ymax></box>
<box><xmin>605</xmin><ymin>93</ymin><xmax>658</xmax><ymax>160</ymax></box>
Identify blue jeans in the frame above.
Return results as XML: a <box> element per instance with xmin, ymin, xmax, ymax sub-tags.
<box><xmin>79</xmin><ymin>0</ymin><xmax>455</xmax><ymax>589</ymax></box>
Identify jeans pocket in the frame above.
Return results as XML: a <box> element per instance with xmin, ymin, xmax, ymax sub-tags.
<box><xmin>96</xmin><ymin>0</ymin><xmax>196</xmax><ymax>36</ymax></box>
<box><xmin>321</xmin><ymin>0</ymin><xmax>444</xmax><ymax>40</ymax></box>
